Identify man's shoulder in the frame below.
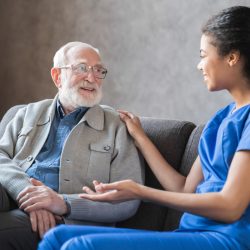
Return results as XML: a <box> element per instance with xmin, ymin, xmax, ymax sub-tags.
<box><xmin>26</xmin><ymin>99</ymin><xmax>54</xmax><ymax>109</ymax></box>
<box><xmin>11</xmin><ymin>99</ymin><xmax>55</xmax><ymax>124</ymax></box>
<box><xmin>99</xmin><ymin>105</ymin><xmax>121</xmax><ymax>122</ymax></box>
<box><xmin>100</xmin><ymin>104</ymin><xmax>116</xmax><ymax>113</ymax></box>
<box><xmin>96</xmin><ymin>104</ymin><xmax>128</xmax><ymax>131</ymax></box>
<box><xmin>4</xmin><ymin>99</ymin><xmax>54</xmax><ymax>120</ymax></box>
<box><xmin>23</xmin><ymin>98</ymin><xmax>55</xmax><ymax>115</ymax></box>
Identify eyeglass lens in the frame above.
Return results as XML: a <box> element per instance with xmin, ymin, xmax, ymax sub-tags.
<box><xmin>74</xmin><ymin>63</ymin><xmax>107</xmax><ymax>79</ymax></box>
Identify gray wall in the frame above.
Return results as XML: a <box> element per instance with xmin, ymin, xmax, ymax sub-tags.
<box><xmin>1</xmin><ymin>0</ymin><xmax>250</xmax><ymax>124</ymax></box>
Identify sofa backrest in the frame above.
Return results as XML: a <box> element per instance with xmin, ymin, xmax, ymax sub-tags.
<box><xmin>117</xmin><ymin>118</ymin><xmax>204</xmax><ymax>231</ymax></box>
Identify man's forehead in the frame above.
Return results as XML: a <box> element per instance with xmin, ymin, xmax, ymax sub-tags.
<box><xmin>67</xmin><ymin>46</ymin><xmax>101</xmax><ymax>64</ymax></box>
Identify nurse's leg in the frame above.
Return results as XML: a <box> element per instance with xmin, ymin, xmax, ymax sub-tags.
<box><xmin>61</xmin><ymin>231</ymin><xmax>239</xmax><ymax>250</ymax></box>
<box><xmin>38</xmin><ymin>225</ymin><xmax>147</xmax><ymax>250</ymax></box>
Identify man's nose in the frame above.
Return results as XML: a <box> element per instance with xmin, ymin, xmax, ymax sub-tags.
<box><xmin>85</xmin><ymin>68</ymin><xmax>96</xmax><ymax>83</ymax></box>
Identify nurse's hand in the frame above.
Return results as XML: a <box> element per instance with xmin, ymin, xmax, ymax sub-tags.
<box><xmin>118</xmin><ymin>110</ymin><xmax>146</xmax><ymax>143</ymax></box>
<box><xmin>79</xmin><ymin>179</ymin><xmax>142</xmax><ymax>202</ymax></box>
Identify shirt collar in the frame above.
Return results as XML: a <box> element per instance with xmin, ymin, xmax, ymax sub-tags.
<box><xmin>56</xmin><ymin>99</ymin><xmax>89</xmax><ymax>120</ymax></box>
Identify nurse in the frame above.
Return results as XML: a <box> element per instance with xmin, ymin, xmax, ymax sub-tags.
<box><xmin>39</xmin><ymin>5</ymin><xmax>250</xmax><ymax>250</ymax></box>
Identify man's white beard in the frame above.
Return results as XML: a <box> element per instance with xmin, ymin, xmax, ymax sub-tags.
<box><xmin>70</xmin><ymin>86</ymin><xmax>103</xmax><ymax>107</ymax></box>
<box><xmin>60</xmin><ymin>81</ymin><xmax>103</xmax><ymax>109</ymax></box>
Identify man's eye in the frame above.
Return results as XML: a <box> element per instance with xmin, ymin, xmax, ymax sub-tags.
<box><xmin>78</xmin><ymin>64</ymin><xmax>87</xmax><ymax>72</ymax></box>
<box><xmin>94</xmin><ymin>67</ymin><xmax>105</xmax><ymax>73</ymax></box>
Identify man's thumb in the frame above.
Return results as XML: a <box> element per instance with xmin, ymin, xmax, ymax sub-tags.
<box><xmin>30</xmin><ymin>178</ymin><xmax>43</xmax><ymax>186</ymax></box>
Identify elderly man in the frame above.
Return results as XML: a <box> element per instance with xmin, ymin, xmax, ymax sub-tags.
<box><xmin>0</xmin><ymin>42</ymin><xmax>144</xmax><ymax>250</ymax></box>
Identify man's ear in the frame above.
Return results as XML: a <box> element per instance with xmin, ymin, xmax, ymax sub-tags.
<box><xmin>51</xmin><ymin>67</ymin><xmax>62</xmax><ymax>88</ymax></box>
<box><xmin>227</xmin><ymin>50</ymin><xmax>240</xmax><ymax>67</ymax></box>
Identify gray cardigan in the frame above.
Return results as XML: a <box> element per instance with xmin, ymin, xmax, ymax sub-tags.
<box><xmin>0</xmin><ymin>97</ymin><xmax>144</xmax><ymax>224</ymax></box>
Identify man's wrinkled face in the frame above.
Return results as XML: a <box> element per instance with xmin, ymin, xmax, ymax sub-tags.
<box><xmin>58</xmin><ymin>47</ymin><xmax>104</xmax><ymax>112</ymax></box>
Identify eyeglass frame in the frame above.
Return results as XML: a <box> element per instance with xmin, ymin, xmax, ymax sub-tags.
<box><xmin>58</xmin><ymin>63</ymin><xmax>108</xmax><ymax>79</ymax></box>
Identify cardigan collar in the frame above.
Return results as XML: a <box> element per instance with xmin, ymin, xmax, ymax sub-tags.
<box><xmin>37</xmin><ymin>94</ymin><xmax>104</xmax><ymax>131</ymax></box>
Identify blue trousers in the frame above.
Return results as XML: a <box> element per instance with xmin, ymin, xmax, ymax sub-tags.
<box><xmin>38</xmin><ymin>225</ymin><xmax>240</xmax><ymax>250</ymax></box>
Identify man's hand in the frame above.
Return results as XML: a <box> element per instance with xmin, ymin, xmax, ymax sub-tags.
<box><xmin>17</xmin><ymin>178</ymin><xmax>68</xmax><ymax>215</ymax></box>
<box><xmin>29</xmin><ymin>209</ymin><xmax>57</xmax><ymax>239</ymax></box>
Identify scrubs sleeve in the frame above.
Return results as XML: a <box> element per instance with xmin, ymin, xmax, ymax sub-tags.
<box><xmin>237</xmin><ymin>117</ymin><xmax>250</xmax><ymax>151</ymax></box>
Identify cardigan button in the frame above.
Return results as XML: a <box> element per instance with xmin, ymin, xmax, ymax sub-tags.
<box><xmin>104</xmin><ymin>145</ymin><xmax>111</xmax><ymax>151</ymax></box>
<box><xmin>27</xmin><ymin>155</ymin><xmax>33</xmax><ymax>162</ymax></box>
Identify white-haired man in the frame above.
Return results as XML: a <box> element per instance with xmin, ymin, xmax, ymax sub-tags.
<box><xmin>0</xmin><ymin>42</ymin><xmax>144</xmax><ymax>250</ymax></box>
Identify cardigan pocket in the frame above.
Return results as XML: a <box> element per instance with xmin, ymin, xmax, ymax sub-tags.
<box><xmin>87</xmin><ymin>143</ymin><xmax>113</xmax><ymax>183</ymax></box>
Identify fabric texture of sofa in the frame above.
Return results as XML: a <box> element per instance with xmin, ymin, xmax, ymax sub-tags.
<box><xmin>117</xmin><ymin>117</ymin><xmax>204</xmax><ymax>231</ymax></box>
<box><xmin>0</xmin><ymin>105</ymin><xmax>204</xmax><ymax>234</ymax></box>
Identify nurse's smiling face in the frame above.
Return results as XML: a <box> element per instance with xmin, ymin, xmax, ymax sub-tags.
<box><xmin>197</xmin><ymin>35</ymin><xmax>232</xmax><ymax>92</ymax></box>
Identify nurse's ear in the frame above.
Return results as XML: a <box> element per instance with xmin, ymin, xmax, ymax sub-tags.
<box><xmin>227</xmin><ymin>50</ymin><xmax>240</xmax><ymax>67</ymax></box>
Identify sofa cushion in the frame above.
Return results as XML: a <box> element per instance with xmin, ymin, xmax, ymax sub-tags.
<box><xmin>117</xmin><ymin>118</ymin><xmax>196</xmax><ymax>231</ymax></box>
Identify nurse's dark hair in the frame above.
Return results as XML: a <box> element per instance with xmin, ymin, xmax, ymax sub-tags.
<box><xmin>202</xmin><ymin>6</ymin><xmax>250</xmax><ymax>79</ymax></box>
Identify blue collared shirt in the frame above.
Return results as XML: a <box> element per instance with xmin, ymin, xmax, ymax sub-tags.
<box><xmin>26</xmin><ymin>101</ymin><xmax>88</xmax><ymax>191</ymax></box>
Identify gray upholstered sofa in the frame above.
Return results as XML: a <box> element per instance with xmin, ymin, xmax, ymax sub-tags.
<box><xmin>118</xmin><ymin>118</ymin><xmax>204</xmax><ymax>231</ymax></box>
<box><xmin>0</xmin><ymin>106</ymin><xmax>204</xmax><ymax>233</ymax></box>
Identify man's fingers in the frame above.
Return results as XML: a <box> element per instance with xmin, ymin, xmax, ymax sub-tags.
<box><xmin>49</xmin><ymin>212</ymin><xmax>56</xmax><ymax>228</ymax></box>
<box><xmin>17</xmin><ymin>186</ymin><xmax>37</xmax><ymax>201</ymax></box>
<box><xmin>24</xmin><ymin>202</ymin><xmax>45</xmax><ymax>213</ymax></box>
<box><xmin>29</xmin><ymin>210</ymin><xmax>56</xmax><ymax>239</ymax></box>
<box><xmin>37</xmin><ymin>210</ymin><xmax>45</xmax><ymax>238</ymax></box>
<box><xmin>29</xmin><ymin>211</ymin><xmax>37</xmax><ymax>232</ymax></box>
<box><xmin>19</xmin><ymin>195</ymin><xmax>45</xmax><ymax>210</ymax></box>
<box><xmin>41</xmin><ymin>210</ymin><xmax>50</xmax><ymax>234</ymax></box>
<box><xmin>18</xmin><ymin>190</ymin><xmax>42</xmax><ymax>205</ymax></box>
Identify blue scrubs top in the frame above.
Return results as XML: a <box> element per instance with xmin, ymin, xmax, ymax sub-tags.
<box><xmin>179</xmin><ymin>103</ymin><xmax>250</xmax><ymax>249</ymax></box>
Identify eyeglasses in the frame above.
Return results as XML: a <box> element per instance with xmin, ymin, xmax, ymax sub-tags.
<box><xmin>59</xmin><ymin>63</ymin><xmax>108</xmax><ymax>79</ymax></box>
